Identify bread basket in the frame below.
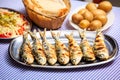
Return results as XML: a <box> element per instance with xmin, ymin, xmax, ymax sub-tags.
<box><xmin>22</xmin><ymin>0</ymin><xmax>71</xmax><ymax>29</ymax></box>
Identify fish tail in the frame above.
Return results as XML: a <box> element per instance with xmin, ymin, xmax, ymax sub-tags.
<box><xmin>28</xmin><ymin>29</ymin><xmax>37</xmax><ymax>40</ymax></box>
<box><xmin>65</xmin><ymin>32</ymin><xmax>73</xmax><ymax>39</ymax></box>
<box><xmin>51</xmin><ymin>30</ymin><xmax>60</xmax><ymax>40</ymax></box>
<box><xmin>23</xmin><ymin>32</ymin><xmax>29</xmax><ymax>43</ymax></box>
<box><xmin>38</xmin><ymin>28</ymin><xmax>46</xmax><ymax>41</ymax></box>
<box><xmin>79</xmin><ymin>29</ymin><xmax>86</xmax><ymax>39</ymax></box>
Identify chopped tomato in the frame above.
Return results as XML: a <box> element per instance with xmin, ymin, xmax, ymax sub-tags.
<box><xmin>17</xmin><ymin>27</ymin><xmax>24</xmax><ymax>35</ymax></box>
<box><xmin>0</xmin><ymin>32</ymin><xmax>12</xmax><ymax>38</ymax></box>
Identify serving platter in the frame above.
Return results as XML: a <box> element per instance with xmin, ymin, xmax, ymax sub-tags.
<box><xmin>9</xmin><ymin>30</ymin><xmax>119</xmax><ymax>69</ymax></box>
<box><xmin>0</xmin><ymin>7</ymin><xmax>32</xmax><ymax>39</ymax></box>
<box><xmin>69</xmin><ymin>5</ymin><xmax>115</xmax><ymax>32</ymax></box>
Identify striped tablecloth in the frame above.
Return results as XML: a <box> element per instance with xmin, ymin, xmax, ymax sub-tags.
<box><xmin>0</xmin><ymin>0</ymin><xmax>120</xmax><ymax>80</ymax></box>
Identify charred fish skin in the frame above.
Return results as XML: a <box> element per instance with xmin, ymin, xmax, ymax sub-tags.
<box><xmin>51</xmin><ymin>31</ymin><xmax>70</xmax><ymax>65</ymax></box>
<box><xmin>39</xmin><ymin>29</ymin><xmax>57</xmax><ymax>65</ymax></box>
<box><xmin>20</xmin><ymin>32</ymin><xmax>34</xmax><ymax>64</ymax></box>
<box><xmin>79</xmin><ymin>30</ymin><xmax>95</xmax><ymax>61</ymax></box>
<box><xmin>29</xmin><ymin>30</ymin><xmax>47</xmax><ymax>65</ymax></box>
<box><xmin>65</xmin><ymin>33</ymin><xmax>83</xmax><ymax>65</ymax></box>
<box><xmin>93</xmin><ymin>30</ymin><xmax>109</xmax><ymax>60</ymax></box>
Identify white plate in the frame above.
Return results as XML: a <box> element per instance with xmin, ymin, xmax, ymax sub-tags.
<box><xmin>9</xmin><ymin>30</ymin><xmax>119</xmax><ymax>69</ymax></box>
<box><xmin>69</xmin><ymin>5</ymin><xmax>115</xmax><ymax>32</ymax></box>
<box><xmin>0</xmin><ymin>7</ymin><xmax>32</xmax><ymax>39</ymax></box>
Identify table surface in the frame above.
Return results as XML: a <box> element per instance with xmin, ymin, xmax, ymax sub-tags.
<box><xmin>0</xmin><ymin>0</ymin><xmax>120</xmax><ymax>80</ymax></box>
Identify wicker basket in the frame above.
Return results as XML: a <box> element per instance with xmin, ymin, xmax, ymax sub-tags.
<box><xmin>23</xmin><ymin>0</ymin><xmax>71</xmax><ymax>29</ymax></box>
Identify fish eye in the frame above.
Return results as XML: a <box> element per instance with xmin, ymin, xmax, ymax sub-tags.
<box><xmin>98</xmin><ymin>54</ymin><xmax>105</xmax><ymax>58</ymax></box>
<box><xmin>60</xmin><ymin>58</ymin><xmax>64</xmax><ymax>62</ymax></box>
<box><xmin>72</xmin><ymin>59</ymin><xmax>76</xmax><ymax>63</ymax></box>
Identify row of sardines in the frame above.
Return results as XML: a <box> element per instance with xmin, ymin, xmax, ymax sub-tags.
<box><xmin>19</xmin><ymin>29</ymin><xmax>109</xmax><ymax>65</ymax></box>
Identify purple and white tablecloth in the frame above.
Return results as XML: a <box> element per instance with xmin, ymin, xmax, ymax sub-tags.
<box><xmin>0</xmin><ymin>0</ymin><xmax>120</xmax><ymax>80</ymax></box>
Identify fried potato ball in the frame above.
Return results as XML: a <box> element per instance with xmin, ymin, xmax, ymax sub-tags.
<box><xmin>86</xmin><ymin>2</ymin><xmax>97</xmax><ymax>11</ymax></box>
<box><xmin>91</xmin><ymin>9</ymin><xmax>106</xmax><ymax>17</ymax></box>
<box><xmin>87</xmin><ymin>20</ymin><xmax>102</xmax><ymax>31</ymax></box>
<box><xmin>78</xmin><ymin>19</ymin><xmax>90</xmax><ymax>29</ymax></box>
<box><xmin>83</xmin><ymin>11</ymin><xmax>93</xmax><ymax>22</ymax></box>
<box><xmin>78</xmin><ymin>8</ymin><xmax>88</xmax><ymax>15</ymax></box>
<box><xmin>72</xmin><ymin>13</ymin><xmax>84</xmax><ymax>24</ymax></box>
<box><xmin>71</xmin><ymin>1</ymin><xmax>112</xmax><ymax>31</ymax></box>
<box><xmin>98</xmin><ymin>1</ymin><xmax>112</xmax><ymax>13</ymax></box>
<box><xmin>94</xmin><ymin>15</ymin><xmax>107</xmax><ymax>25</ymax></box>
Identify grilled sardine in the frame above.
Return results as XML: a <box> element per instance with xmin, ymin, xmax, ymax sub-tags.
<box><xmin>29</xmin><ymin>30</ymin><xmax>47</xmax><ymax>65</ymax></box>
<box><xmin>93</xmin><ymin>30</ymin><xmax>109</xmax><ymax>60</ymax></box>
<box><xmin>39</xmin><ymin>29</ymin><xmax>57</xmax><ymax>65</ymax></box>
<box><xmin>65</xmin><ymin>33</ymin><xmax>83</xmax><ymax>65</ymax></box>
<box><xmin>20</xmin><ymin>32</ymin><xmax>34</xmax><ymax>64</ymax></box>
<box><xmin>51</xmin><ymin>31</ymin><xmax>70</xmax><ymax>65</ymax></box>
<box><xmin>79</xmin><ymin>29</ymin><xmax>95</xmax><ymax>61</ymax></box>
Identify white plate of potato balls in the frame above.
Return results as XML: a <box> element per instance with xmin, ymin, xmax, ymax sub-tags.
<box><xmin>69</xmin><ymin>1</ymin><xmax>115</xmax><ymax>32</ymax></box>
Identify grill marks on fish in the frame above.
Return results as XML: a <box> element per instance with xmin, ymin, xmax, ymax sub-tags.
<box><xmin>29</xmin><ymin>30</ymin><xmax>46</xmax><ymax>65</ymax></box>
<box><xmin>51</xmin><ymin>31</ymin><xmax>70</xmax><ymax>65</ymax></box>
<box><xmin>93</xmin><ymin>30</ymin><xmax>109</xmax><ymax>60</ymax></box>
<box><xmin>79</xmin><ymin>30</ymin><xmax>95</xmax><ymax>61</ymax></box>
<box><xmin>39</xmin><ymin>29</ymin><xmax>57</xmax><ymax>65</ymax></box>
<box><xmin>20</xmin><ymin>29</ymin><xmax>109</xmax><ymax>66</ymax></box>
<box><xmin>20</xmin><ymin>32</ymin><xmax>34</xmax><ymax>64</ymax></box>
<box><xmin>65</xmin><ymin>33</ymin><xmax>83</xmax><ymax>65</ymax></box>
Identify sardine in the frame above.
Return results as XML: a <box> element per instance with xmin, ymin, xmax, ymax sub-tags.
<box><xmin>29</xmin><ymin>30</ymin><xmax>47</xmax><ymax>65</ymax></box>
<box><xmin>93</xmin><ymin>30</ymin><xmax>109</xmax><ymax>60</ymax></box>
<box><xmin>65</xmin><ymin>33</ymin><xmax>83</xmax><ymax>65</ymax></box>
<box><xmin>39</xmin><ymin>28</ymin><xmax>57</xmax><ymax>65</ymax></box>
<box><xmin>79</xmin><ymin>29</ymin><xmax>95</xmax><ymax>61</ymax></box>
<box><xmin>20</xmin><ymin>32</ymin><xmax>34</xmax><ymax>64</ymax></box>
<box><xmin>51</xmin><ymin>31</ymin><xmax>70</xmax><ymax>65</ymax></box>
